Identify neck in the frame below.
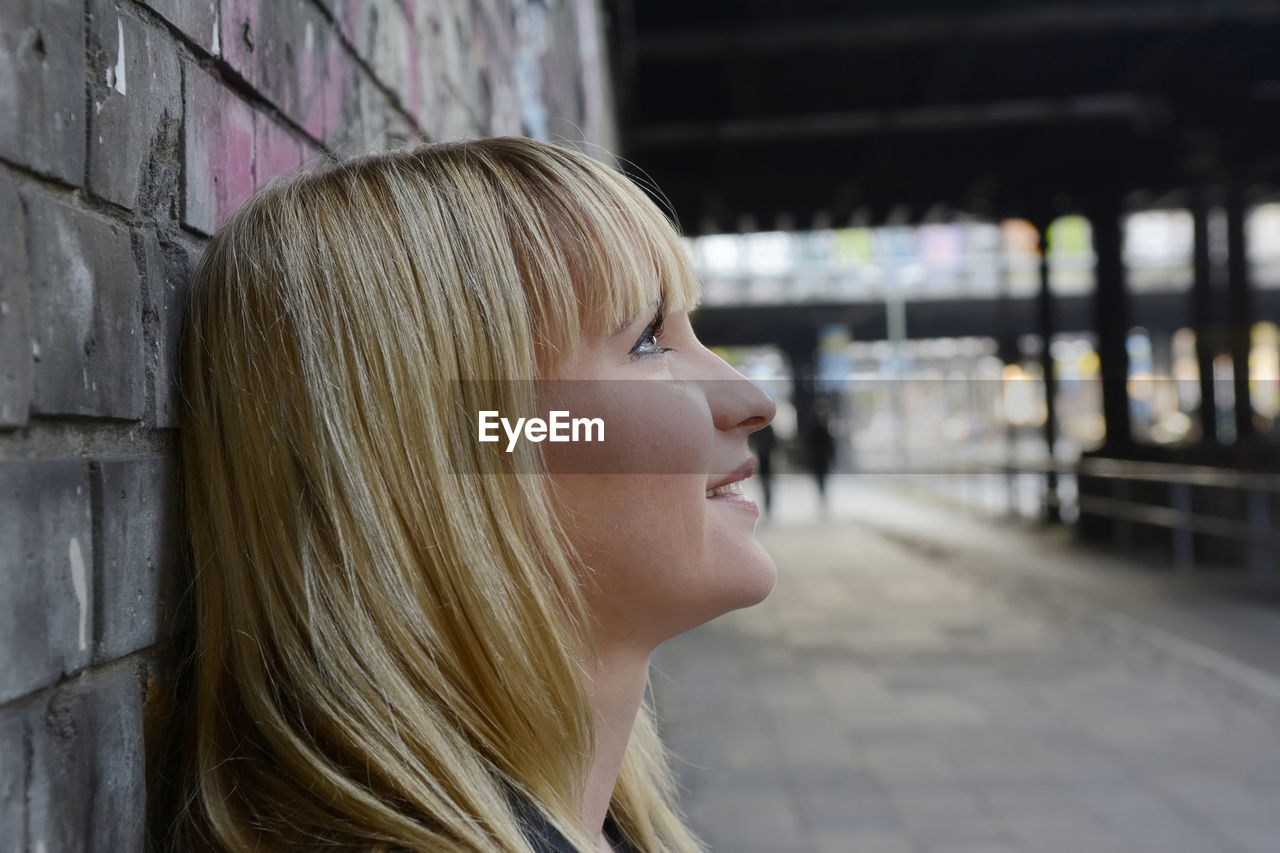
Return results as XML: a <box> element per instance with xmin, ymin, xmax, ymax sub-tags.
<box><xmin>579</xmin><ymin>641</ymin><xmax>652</xmax><ymax>850</ymax></box>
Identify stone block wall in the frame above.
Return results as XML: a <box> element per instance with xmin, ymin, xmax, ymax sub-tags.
<box><xmin>0</xmin><ymin>0</ymin><xmax>616</xmax><ymax>848</ymax></box>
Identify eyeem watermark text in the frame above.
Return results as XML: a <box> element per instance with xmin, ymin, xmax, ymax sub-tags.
<box><xmin>477</xmin><ymin>410</ymin><xmax>604</xmax><ymax>452</ymax></box>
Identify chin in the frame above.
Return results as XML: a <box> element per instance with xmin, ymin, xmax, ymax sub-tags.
<box><xmin>686</xmin><ymin>539</ymin><xmax>778</xmax><ymax>631</ymax></box>
<box><xmin>727</xmin><ymin>541</ymin><xmax>779</xmax><ymax>610</ymax></box>
<box><xmin>732</xmin><ymin>555</ymin><xmax>778</xmax><ymax>607</ymax></box>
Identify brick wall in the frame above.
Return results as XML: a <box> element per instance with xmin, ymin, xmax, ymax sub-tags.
<box><xmin>0</xmin><ymin>1</ymin><xmax>616</xmax><ymax>849</ymax></box>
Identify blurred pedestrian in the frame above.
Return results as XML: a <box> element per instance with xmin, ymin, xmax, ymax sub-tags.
<box><xmin>807</xmin><ymin>404</ymin><xmax>837</xmax><ymax>515</ymax></box>
<box><xmin>749</xmin><ymin>422</ymin><xmax>777</xmax><ymax>516</ymax></box>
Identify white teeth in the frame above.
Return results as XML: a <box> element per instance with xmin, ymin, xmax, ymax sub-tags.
<box><xmin>705</xmin><ymin>481</ymin><xmax>745</xmax><ymax>498</ymax></box>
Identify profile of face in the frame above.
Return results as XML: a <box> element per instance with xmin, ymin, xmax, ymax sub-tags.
<box><xmin>542</xmin><ymin>304</ymin><xmax>777</xmax><ymax>654</ymax></box>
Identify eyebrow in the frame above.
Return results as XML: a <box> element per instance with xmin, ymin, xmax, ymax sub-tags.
<box><xmin>611</xmin><ymin>297</ymin><xmax>664</xmax><ymax>337</ymax></box>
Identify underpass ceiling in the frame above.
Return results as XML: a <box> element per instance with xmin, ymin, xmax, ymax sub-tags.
<box><xmin>605</xmin><ymin>0</ymin><xmax>1280</xmax><ymax>231</ymax></box>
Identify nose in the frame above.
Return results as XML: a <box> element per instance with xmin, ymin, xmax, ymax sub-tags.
<box><xmin>695</xmin><ymin>346</ymin><xmax>777</xmax><ymax>434</ymax></box>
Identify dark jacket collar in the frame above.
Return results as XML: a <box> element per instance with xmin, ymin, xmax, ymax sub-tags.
<box><xmin>512</xmin><ymin>797</ymin><xmax>635</xmax><ymax>852</ymax></box>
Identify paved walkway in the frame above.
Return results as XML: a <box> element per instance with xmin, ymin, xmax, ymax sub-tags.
<box><xmin>652</xmin><ymin>476</ymin><xmax>1280</xmax><ymax>853</ymax></box>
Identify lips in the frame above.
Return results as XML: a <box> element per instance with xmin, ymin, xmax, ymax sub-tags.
<box><xmin>705</xmin><ymin>458</ymin><xmax>756</xmax><ymax>498</ymax></box>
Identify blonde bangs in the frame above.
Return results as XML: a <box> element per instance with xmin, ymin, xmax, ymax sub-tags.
<box><xmin>460</xmin><ymin>140</ymin><xmax>702</xmax><ymax>372</ymax></box>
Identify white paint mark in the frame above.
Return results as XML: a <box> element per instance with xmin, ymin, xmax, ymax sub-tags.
<box><xmin>112</xmin><ymin>19</ymin><xmax>127</xmax><ymax>95</ymax></box>
<box><xmin>211</xmin><ymin>7</ymin><xmax>221</xmax><ymax>56</ymax></box>
<box><xmin>69</xmin><ymin>537</ymin><xmax>88</xmax><ymax>652</ymax></box>
<box><xmin>52</xmin><ymin>213</ymin><xmax>93</xmax><ymax>364</ymax></box>
<box><xmin>36</xmin><ymin>841</ymin><xmax>48</xmax><ymax>853</ymax></box>
<box><xmin>305</xmin><ymin>20</ymin><xmax>314</xmax><ymax>55</ymax></box>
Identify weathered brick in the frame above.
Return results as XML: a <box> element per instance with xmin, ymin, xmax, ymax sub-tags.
<box><xmin>0</xmin><ymin>1</ymin><xmax>615</xmax><ymax>849</ymax></box>
<box><xmin>0</xmin><ymin>170</ymin><xmax>33</xmax><ymax>428</ymax></box>
<box><xmin>505</xmin><ymin>0</ymin><xmax>555</xmax><ymax>139</ymax></box>
<box><xmin>0</xmin><ymin>461</ymin><xmax>93</xmax><ymax>704</ymax></box>
<box><xmin>325</xmin><ymin>62</ymin><xmax>421</xmax><ymax>158</ymax></box>
<box><xmin>322</xmin><ymin>5</ymin><xmax>426</xmax><ymax>152</ymax></box>
<box><xmin>472</xmin><ymin>0</ymin><xmax>520</xmax><ymax>136</ymax></box>
<box><xmin>265</xmin><ymin>0</ymin><xmax>329</xmax><ymax>139</ymax></box>
<box><xmin>136</xmin><ymin>229</ymin><xmax>197</xmax><ymax>428</ymax></box>
<box><xmin>321</xmin><ymin>35</ymin><xmax>364</xmax><ymax>149</ymax></box>
<box><xmin>571</xmin><ymin>0</ymin><xmax>617</xmax><ymax>153</ymax></box>
<box><xmin>27</xmin><ymin>668</ymin><xmax>145</xmax><ymax>853</ymax></box>
<box><xmin>541</xmin><ymin>0</ymin><xmax>590</xmax><ymax>144</ymax></box>
<box><xmin>92</xmin><ymin>457</ymin><xmax>179</xmax><ymax>662</ymax></box>
<box><xmin>181</xmin><ymin>61</ymin><xmax>255</xmax><ymax>235</ymax></box>
<box><xmin>216</xmin><ymin>0</ymin><xmax>258</xmax><ymax>85</ymax></box>
<box><xmin>407</xmin><ymin>0</ymin><xmax>447</xmax><ymax>130</ymax></box>
<box><xmin>440</xmin><ymin>0</ymin><xmax>480</xmax><ymax>134</ymax></box>
<box><xmin>0</xmin><ymin>708</ymin><xmax>26</xmax><ymax>850</ymax></box>
<box><xmin>356</xmin><ymin>66</ymin><xmax>420</xmax><ymax>153</ymax></box>
<box><xmin>222</xmin><ymin>0</ymin><xmax>327</xmax><ymax>138</ymax></box>
<box><xmin>413</xmin><ymin>0</ymin><xmax>483</xmax><ymax>142</ymax></box>
<box><xmin>87</xmin><ymin>1</ymin><xmax>183</xmax><ymax>211</ymax></box>
<box><xmin>23</xmin><ymin>191</ymin><xmax>144</xmax><ymax>419</ymax></box>
<box><xmin>139</xmin><ymin>0</ymin><xmax>219</xmax><ymax>56</ymax></box>
<box><xmin>337</xmin><ymin>0</ymin><xmax>415</xmax><ymax>111</ymax></box>
<box><xmin>0</xmin><ymin>0</ymin><xmax>85</xmax><ymax>185</ymax></box>
<box><xmin>254</xmin><ymin>112</ymin><xmax>304</xmax><ymax>189</ymax></box>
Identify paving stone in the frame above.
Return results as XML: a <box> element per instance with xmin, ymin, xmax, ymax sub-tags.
<box><xmin>654</xmin><ymin>479</ymin><xmax>1280</xmax><ymax>853</ymax></box>
<box><xmin>813</xmin><ymin>829</ymin><xmax>918</xmax><ymax>853</ymax></box>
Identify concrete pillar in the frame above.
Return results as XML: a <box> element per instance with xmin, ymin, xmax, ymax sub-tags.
<box><xmin>995</xmin><ymin>236</ymin><xmax>1020</xmax><ymax>517</ymax></box>
<box><xmin>1037</xmin><ymin>223</ymin><xmax>1060</xmax><ymax>521</ymax></box>
<box><xmin>1225</xmin><ymin>181</ymin><xmax>1256</xmax><ymax>440</ymax></box>
<box><xmin>1192</xmin><ymin>189</ymin><xmax>1219</xmax><ymax>443</ymax></box>
<box><xmin>1090</xmin><ymin>199</ymin><xmax>1132</xmax><ymax>451</ymax></box>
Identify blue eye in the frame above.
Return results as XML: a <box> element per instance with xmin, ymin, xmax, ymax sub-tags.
<box><xmin>628</xmin><ymin>310</ymin><xmax>672</xmax><ymax>359</ymax></box>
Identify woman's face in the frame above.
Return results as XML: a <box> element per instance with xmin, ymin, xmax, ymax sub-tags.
<box><xmin>541</xmin><ymin>303</ymin><xmax>777</xmax><ymax>652</ymax></box>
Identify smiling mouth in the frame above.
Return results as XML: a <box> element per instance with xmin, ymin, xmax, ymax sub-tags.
<box><xmin>706</xmin><ymin>481</ymin><xmax>746</xmax><ymax>499</ymax></box>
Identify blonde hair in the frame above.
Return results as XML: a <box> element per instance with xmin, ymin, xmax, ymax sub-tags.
<box><xmin>169</xmin><ymin>138</ymin><xmax>702</xmax><ymax>852</ymax></box>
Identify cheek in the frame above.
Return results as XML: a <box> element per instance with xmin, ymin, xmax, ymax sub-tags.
<box><xmin>541</xmin><ymin>379</ymin><xmax>710</xmax><ymax>476</ymax></box>
<box><xmin>545</xmin><ymin>381</ymin><xmax>711</xmax><ymax>562</ymax></box>
<box><xmin>552</xmin><ymin>474</ymin><xmax>710</xmax><ymax>636</ymax></box>
<box><xmin>543</xmin><ymin>383</ymin><xmax>717</xmax><ymax>634</ymax></box>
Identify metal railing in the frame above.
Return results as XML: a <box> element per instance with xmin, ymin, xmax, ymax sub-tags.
<box><xmin>893</xmin><ymin>456</ymin><xmax>1277</xmax><ymax>588</ymax></box>
<box><xmin>1001</xmin><ymin>458</ymin><xmax>1277</xmax><ymax>589</ymax></box>
<box><xmin>1068</xmin><ymin>457</ymin><xmax>1277</xmax><ymax>588</ymax></box>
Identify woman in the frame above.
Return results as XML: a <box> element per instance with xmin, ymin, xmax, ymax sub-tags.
<box><xmin>168</xmin><ymin>138</ymin><xmax>775</xmax><ymax>852</ymax></box>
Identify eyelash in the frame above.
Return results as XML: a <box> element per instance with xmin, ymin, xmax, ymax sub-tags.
<box><xmin>628</xmin><ymin>310</ymin><xmax>674</xmax><ymax>360</ymax></box>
